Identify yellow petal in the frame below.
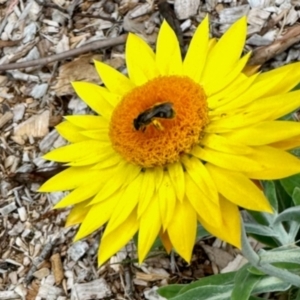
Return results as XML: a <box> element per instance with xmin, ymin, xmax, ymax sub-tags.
<box><xmin>217</xmin><ymin>65</ymin><xmax>291</xmax><ymax>111</ymax></box>
<box><xmin>137</xmin><ymin>170</ymin><xmax>156</xmax><ymax>217</ymax></box>
<box><xmin>39</xmin><ymin>166</ymin><xmax>99</xmax><ymax>191</ymax></box>
<box><xmin>159</xmin><ymin>230</ymin><xmax>173</xmax><ymax>254</ymax></box>
<box><xmin>158</xmin><ymin>173</ymin><xmax>176</xmax><ymax>230</ymax></box>
<box><xmin>98</xmin><ymin>209</ymin><xmax>139</xmax><ymax>265</ymax></box>
<box><xmin>55</xmin><ymin>121</ymin><xmax>86</xmax><ymax>143</ymax></box>
<box><xmin>198</xmin><ymin>195</ymin><xmax>241</xmax><ymax>248</ymax></box>
<box><xmin>201</xmin><ymin>133</ymin><xmax>253</xmax><ymax>155</ymax></box>
<box><xmin>126</xmin><ymin>33</ymin><xmax>158</xmax><ymax>85</ymax></box>
<box><xmin>270</xmin><ymin>135</ymin><xmax>300</xmax><ymax>150</ymax></box>
<box><xmin>54</xmin><ymin>179</ymin><xmax>104</xmax><ymax>208</ymax></box>
<box><xmin>156</xmin><ymin>20</ymin><xmax>182</xmax><ymax>75</ymax></box>
<box><xmin>224</xmin><ymin>121</ymin><xmax>300</xmax><ymax>146</ymax></box>
<box><xmin>89</xmin><ymin>162</ymin><xmax>141</xmax><ymax>205</ymax></box>
<box><xmin>255</xmin><ymin>61</ymin><xmax>300</xmax><ymax>96</ymax></box>
<box><xmin>191</xmin><ymin>146</ymin><xmax>263</xmax><ymax>173</ymax></box>
<box><xmin>71</xmin><ymin>82</ymin><xmax>114</xmax><ymax>119</ymax></box>
<box><xmin>208</xmin><ymin>73</ymin><xmax>258</xmax><ymax>111</ymax></box>
<box><xmin>65</xmin><ymin>199</ymin><xmax>91</xmax><ymax>226</ymax></box>
<box><xmin>64</xmin><ymin>115</ymin><xmax>108</xmax><ymax>129</ymax></box>
<box><xmin>205</xmin><ymin>52</ymin><xmax>251</xmax><ymax>96</ymax></box>
<box><xmin>246</xmin><ymin>146</ymin><xmax>300</xmax><ymax>179</ymax></box>
<box><xmin>91</xmin><ymin>154</ymin><xmax>123</xmax><ymax>170</ymax></box>
<box><xmin>74</xmin><ymin>192</ymin><xmax>121</xmax><ymax>241</ymax></box>
<box><xmin>185</xmin><ymin>172</ymin><xmax>222</xmax><ymax>227</ymax></box>
<box><xmin>138</xmin><ymin>196</ymin><xmax>161</xmax><ymax>263</ymax></box>
<box><xmin>167</xmin><ymin>162</ymin><xmax>185</xmax><ymax>202</ymax></box>
<box><xmin>182</xmin><ymin>155</ymin><xmax>218</xmax><ymax>205</ymax></box>
<box><xmin>201</xmin><ymin>17</ymin><xmax>246</xmax><ymax>86</ymax></box>
<box><xmin>102</xmin><ymin>174</ymin><xmax>143</xmax><ymax>236</ymax></box>
<box><xmin>94</xmin><ymin>60</ymin><xmax>135</xmax><ymax>95</ymax></box>
<box><xmin>206</xmin><ymin>163</ymin><xmax>273</xmax><ymax>212</ymax></box>
<box><xmin>167</xmin><ymin>200</ymin><xmax>197</xmax><ymax>263</ymax></box>
<box><xmin>43</xmin><ymin>141</ymin><xmax>110</xmax><ymax>163</ymax></box>
<box><xmin>245</xmin><ymin>90</ymin><xmax>300</xmax><ymax>121</ymax></box>
<box><xmin>80</xmin><ymin>129</ymin><xmax>109</xmax><ymax>141</ymax></box>
<box><xmin>206</xmin><ymin>107</ymin><xmax>273</xmax><ymax>133</ymax></box>
<box><xmin>183</xmin><ymin>15</ymin><xmax>209</xmax><ymax>82</ymax></box>
<box><xmin>67</xmin><ymin>147</ymin><xmax>117</xmax><ymax>167</ymax></box>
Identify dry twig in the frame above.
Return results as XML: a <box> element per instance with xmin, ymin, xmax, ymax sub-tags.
<box><xmin>0</xmin><ymin>35</ymin><xmax>127</xmax><ymax>71</ymax></box>
<box><xmin>249</xmin><ymin>23</ymin><xmax>300</xmax><ymax>65</ymax></box>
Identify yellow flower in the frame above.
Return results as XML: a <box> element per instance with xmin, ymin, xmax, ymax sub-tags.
<box><xmin>39</xmin><ymin>16</ymin><xmax>300</xmax><ymax>265</ymax></box>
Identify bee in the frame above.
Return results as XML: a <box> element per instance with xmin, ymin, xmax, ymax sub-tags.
<box><xmin>133</xmin><ymin>102</ymin><xmax>176</xmax><ymax>131</ymax></box>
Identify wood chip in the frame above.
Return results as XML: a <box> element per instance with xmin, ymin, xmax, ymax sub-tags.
<box><xmin>50</xmin><ymin>253</ymin><xmax>64</xmax><ymax>285</ymax></box>
<box><xmin>0</xmin><ymin>111</ymin><xmax>13</xmax><ymax>128</ymax></box>
<box><xmin>14</xmin><ymin>110</ymin><xmax>50</xmax><ymax>138</ymax></box>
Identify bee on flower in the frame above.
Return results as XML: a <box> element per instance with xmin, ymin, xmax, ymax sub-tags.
<box><xmin>39</xmin><ymin>16</ymin><xmax>300</xmax><ymax>265</ymax></box>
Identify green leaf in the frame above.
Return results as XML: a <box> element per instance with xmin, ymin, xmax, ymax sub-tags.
<box><xmin>196</xmin><ymin>224</ymin><xmax>210</xmax><ymax>240</ymax></box>
<box><xmin>276</xmin><ymin>181</ymin><xmax>294</xmax><ymax>211</ymax></box>
<box><xmin>280</xmin><ymin>174</ymin><xmax>300</xmax><ymax>197</ymax></box>
<box><xmin>262</xmin><ymin>181</ymin><xmax>278</xmax><ymax>212</ymax></box>
<box><xmin>274</xmin><ymin>206</ymin><xmax>300</xmax><ymax>225</ymax></box>
<box><xmin>178</xmin><ymin>272</ymin><xmax>235</xmax><ymax>294</ymax></box>
<box><xmin>168</xmin><ymin>285</ymin><xmax>233</xmax><ymax>300</ymax></box>
<box><xmin>244</xmin><ymin>222</ymin><xmax>277</xmax><ymax>237</ymax></box>
<box><xmin>252</xmin><ymin>276</ymin><xmax>291</xmax><ymax>294</ymax></box>
<box><xmin>292</xmin><ymin>187</ymin><xmax>300</xmax><ymax>206</ymax></box>
<box><xmin>158</xmin><ymin>284</ymin><xmax>186</xmax><ymax>298</ymax></box>
<box><xmin>259</xmin><ymin>247</ymin><xmax>300</xmax><ymax>265</ymax></box>
<box><xmin>231</xmin><ymin>266</ymin><xmax>262</xmax><ymax>300</ymax></box>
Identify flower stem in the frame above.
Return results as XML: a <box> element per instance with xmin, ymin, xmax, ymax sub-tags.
<box><xmin>241</xmin><ymin>219</ymin><xmax>300</xmax><ymax>288</ymax></box>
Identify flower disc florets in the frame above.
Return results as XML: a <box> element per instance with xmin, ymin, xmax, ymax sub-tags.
<box><xmin>109</xmin><ymin>76</ymin><xmax>209</xmax><ymax>167</ymax></box>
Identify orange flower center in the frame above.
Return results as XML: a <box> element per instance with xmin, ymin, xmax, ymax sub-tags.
<box><xmin>109</xmin><ymin>76</ymin><xmax>209</xmax><ymax>167</ymax></box>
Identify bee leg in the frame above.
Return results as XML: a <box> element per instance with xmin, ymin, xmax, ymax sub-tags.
<box><xmin>152</xmin><ymin>120</ymin><xmax>164</xmax><ymax>130</ymax></box>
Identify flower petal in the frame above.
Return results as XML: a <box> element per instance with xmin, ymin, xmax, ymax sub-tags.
<box><xmin>183</xmin><ymin>15</ymin><xmax>209</xmax><ymax>82</ymax></box>
<box><xmin>185</xmin><ymin>172</ymin><xmax>222</xmax><ymax>227</ymax></box>
<box><xmin>156</xmin><ymin>20</ymin><xmax>182</xmax><ymax>75</ymax></box>
<box><xmin>98</xmin><ymin>209</ymin><xmax>139</xmax><ymax>265</ymax></box>
<box><xmin>94</xmin><ymin>60</ymin><xmax>135</xmax><ymax>95</ymax></box>
<box><xmin>159</xmin><ymin>230</ymin><xmax>173</xmax><ymax>254</ymax></box>
<box><xmin>182</xmin><ymin>156</ymin><xmax>219</xmax><ymax>205</ymax></box>
<box><xmin>55</xmin><ymin>121</ymin><xmax>86</xmax><ymax>143</ymax></box>
<box><xmin>206</xmin><ymin>163</ymin><xmax>272</xmax><ymax>212</ymax></box>
<box><xmin>246</xmin><ymin>146</ymin><xmax>300</xmax><ymax>179</ymax></box>
<box><xmin>198</xmin><ymin>195</ymin><xmax>241</xmax><ymax>248</ymax></box>
<box><xmin>205</xmin><ymin>52</ymin><xmax>251</xmax><ymax>96</ymax></box>
<box><xmin>167</xmin><ymin>162</ymin><xmax>185</xmax><ymax>202</ymax></box>
<box><xmin>137</xmin><ymin>170</ymin><xmax>156</xmax><ymax>217</ymax></box>
<box><xmin>65</xmin><ymin>115</ymin><xmax>108</xmax><ymax>129</ymax></box>
<box><xmin>65</xmin><ymin>199</ymin><xmax>90</xmax><ymax>226</ymax></box>
<box><xmin>39</xmin><ymin>167</ymin><xmax>100</xmax><ymax>191</ymax></box>
<box><xmin>74</xmin><ymin>192</ymin><xmax>121</xmax><ymax>241</ymax></box>
<box><xmin>167</xmin><ymin>200</ymin><xmax>197</xmax><ymax>263</ymax></box>
<box><xmin>201</xmin><ymin>133</ymin><xmax>253</xmax><ymax>155</ymax></box>
<box><xmin>67</xmin><ymin>147</ymin><xmax>117</xmax><ymax>167</ymax></box>
<box><xmin>71</xmin><ymin>82</ymin><xmax>114</xmax><ymax>119</ymax></box>
<box><xmin>138</xmin><ymin>196</ymin><xmax>161</xmax><ymax>263</ymax></box>
<box><xmin>270</xmin><ymin>135</ymin><xmax>300</xmax><ymax>150</ymax></box>
<box><xmin>158</xmin><ymin>172</ymin><xmax>176</xmax><ymax>230</ymax></box>
<box><xmin>191</xmin><ymin>146</ymin><xmax>263</xmax><ymax>173</ymax></box>
<box><xmin>224</xmin><ymin>121</ymin><xmax>300</xmax><ymax>145</ymax></box>
<box><xmin>54</xmin><ymin>179</ymin><xmax>104</xmax><ymax>208</ymax></box>
<box><xmin>43</xmin><ymin>141</ymin><xmax>110</xmax><ymax>163</ymax></box>
<box><xmin>102</xmin><ymin>174</ymin><xmax>143</xmax><ymax>236</ymax></box>
<box><xmin>208</xmin><ymin>73</ymin><xmax>258</xmax><ymax>110</ymax></box>
<box><xmin>201</xmin><ymin>17</ymin><xmax>246</xmax><ymax>86</ymax></box>
<box><xmin>89</xmin><ymin>162</ymin><xmax>141</xmax><ymax>205</ymax></box>
<box><xmin>216</xmin><ymin>66</ymin><xmax>291</xmax><ymax>111</ymax></box>
<box><xmin>126</xmin><ymin>33</ymin><xmax>158</xmax><ymax>85</ymax></box>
